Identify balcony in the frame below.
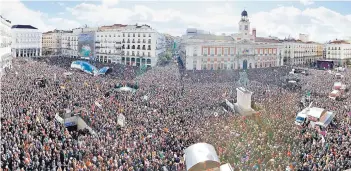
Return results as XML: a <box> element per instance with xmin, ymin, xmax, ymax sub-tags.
<box><xmin>143</xmin><ymin>40</ymin><xmax>146</xmax><ymax>43</ymax></box>
<box><xmin>137</xmin><ymin>40</ymin><xmax>141</xmax><ymax>43</ymax></box>
<box><xmin>148</xmin><ymin>41</ymin><xmax>151</xmax><ymax>44</ymax></box>
<box><xmin>132</xmin><ymin>40</ymin><xmax>135</xmax><ymax>43</ymax></box>
<box><xmin>122</xmin><ymin>40</ymin><xmax>125</xmax><ymax>43</ymax></box>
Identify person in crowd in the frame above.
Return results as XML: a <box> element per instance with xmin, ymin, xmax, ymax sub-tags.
<box><xmin>1</xmin><ymin>57</ymin><xmax>350</xmax><ymax>170</ymax></box>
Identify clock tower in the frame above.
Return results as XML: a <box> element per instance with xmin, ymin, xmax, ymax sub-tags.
<box><xmin>238</xmin><ymin>10</ymin><xmax>251</xmax><ymax>40</ymax></box>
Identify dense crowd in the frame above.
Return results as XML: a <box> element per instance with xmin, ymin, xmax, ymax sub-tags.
<box><xmin>1</xmin><ymin>57</ymin><xmax>350</xmax><ymax>171</ymax></box>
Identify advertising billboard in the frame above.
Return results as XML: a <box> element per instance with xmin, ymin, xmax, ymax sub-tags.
<box><xmin>78</xmin><ymin>32</ymin><xmax>95</xmax><ymax>59</ymax></box>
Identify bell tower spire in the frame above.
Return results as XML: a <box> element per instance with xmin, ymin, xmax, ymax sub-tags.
<box><xmin>238</xmin><ymin>9</ymin><xmax>251</xmax><ymax>40</ymax></box>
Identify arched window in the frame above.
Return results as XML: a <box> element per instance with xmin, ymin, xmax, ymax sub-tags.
<box><xmin>132</xmin><ymin>45</ymin><xmax>135</xmax><ymax>49</ymax></box>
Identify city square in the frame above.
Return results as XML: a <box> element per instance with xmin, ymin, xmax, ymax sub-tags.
<box><xmin>1</xmin><ymin>1</ymin><xmax>351</xmax><ymax>171</ymax></box>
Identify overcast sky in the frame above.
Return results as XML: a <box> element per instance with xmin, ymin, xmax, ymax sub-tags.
<box><xmin>1</xmin><ymin>0</ymin><xmax>351</xmax><ymax>43</ymax></box>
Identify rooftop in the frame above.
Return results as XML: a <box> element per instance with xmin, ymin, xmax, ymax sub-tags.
<box><xmin>12</xmin><ymin>25</ymin><xmax>38</xmax><ymax>29</ymax></box>
<box><xmin>189</xmin><ymin>34</ymin><xmax>234</xmax><ymax>41</ymax></box>
<box><xmin>0</xmin><ymin>15</ymin><xmax>11</xmax><ymax>23</ymax></box>
<box><xmin>329</xmin><ymin>40</ymin><xmax>350</xmax><ymax>44</ymax></box>
<box><xmin>255</xmin><ymin>37</ymin><xmax>281</xmax><ymax>43</ymax></box>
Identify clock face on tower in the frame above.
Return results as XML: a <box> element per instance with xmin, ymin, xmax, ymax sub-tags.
<box><xmin>245</xmin><ymin>25</ymin><xmax>248</xmax><ymax>30</ymax></box>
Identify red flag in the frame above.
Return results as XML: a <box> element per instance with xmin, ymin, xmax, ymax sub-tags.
<box><xmin>91</xmin><ymin>104</ymin><xmax>95</xmax><ymax>112</ymax></box>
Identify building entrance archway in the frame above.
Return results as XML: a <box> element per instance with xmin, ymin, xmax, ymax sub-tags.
<box><xmin>243</xmin><ymin>60</ymin><xmax>248</xmax><ymax>70</ymax></box>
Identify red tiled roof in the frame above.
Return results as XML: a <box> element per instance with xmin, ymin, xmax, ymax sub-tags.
<box><xmin>329</xmin><ymin>40</ymin><xmax>350</xmax><ymax>44</ymax></box>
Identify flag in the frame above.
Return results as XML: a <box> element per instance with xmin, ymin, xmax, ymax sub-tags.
<box><xmin>91</xmin><ymin>104</ymin><xmax>95</xmax><ymax>112</ymax></box>
<box><xmin>95</xmin><ymin>101</ymin><xmax>102</xmax><ymax>109</ymax></box>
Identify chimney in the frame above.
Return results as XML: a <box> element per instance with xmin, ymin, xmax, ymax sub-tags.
<box><xmin>252</xmin><ymin>28</ymin><xmax>256</xmax><ymax>38</ymax></box>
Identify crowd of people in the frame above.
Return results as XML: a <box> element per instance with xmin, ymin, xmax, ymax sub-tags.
<box><xmin>1</xmin><ymin>56</ymin><xmax>350</xmax><ymax>171</ymax></box>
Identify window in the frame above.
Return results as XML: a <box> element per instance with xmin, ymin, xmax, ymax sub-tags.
<box><xmin>217</xmin><ymin>48</ymin><xmax>222</xmax><ymax>55</ymax></box>
<box><xmin>203</xmin><ymin>48</ymin><xmax>208</xmax><ymax>55</ymax></box>
<box><xmin>230</xmin><ymin>48</ymin><xmax>235</xmax><ymax>55</ymax></box>
<box><xmin>260</xmin><ymin>49</ymin><xmax>263</xmax><ymax>55</ymax></box>
<box><xmin>210</xmin><ymin>48</ymin><xmax>215</xmax><ymax>55</ymax></box>
<box><xmin>245</xmin><ymin>25</ymin><xmax>248</xmax><ymax>30</ymax></box>
<box><xmin>224</xmin><ymin>48</ymin><xmax>228</xmax><ymax>55</ymax></box>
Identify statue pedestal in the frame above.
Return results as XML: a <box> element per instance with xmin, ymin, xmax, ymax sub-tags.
<box><xmin>234</xmin><ymin>87</ymin><xmax>255</xmax><ymax>116</ymax></box>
